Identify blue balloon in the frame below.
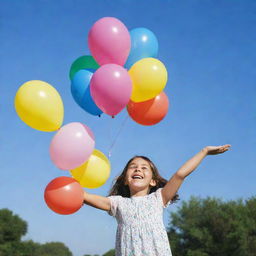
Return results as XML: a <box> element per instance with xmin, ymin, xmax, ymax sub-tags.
<box><xmin>71</xmin><ymin>70</ymin><xmax>103</xmax><ymax>116</ymax></box>
<box><xmin>125</xmin><ymin>28</ymin><xmax>159</xmax><ymax>69</ymax></box>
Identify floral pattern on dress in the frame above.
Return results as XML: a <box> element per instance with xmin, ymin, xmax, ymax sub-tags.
<box><xmin>108</xmin><ymin>188</ymin><xmax>173</xmax><ymax>256</ymax></box>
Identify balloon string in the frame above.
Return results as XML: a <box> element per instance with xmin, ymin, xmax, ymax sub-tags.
<box><xmin>108</xmin><ymin>114</ymin><xmax>129</xmax><ymax>158</ymax></box>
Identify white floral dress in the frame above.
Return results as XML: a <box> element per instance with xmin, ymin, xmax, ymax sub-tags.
<box><xmin>108</xmin><ymin>188</ymin><xmax>173</xmax><ymax>256</ymax></box>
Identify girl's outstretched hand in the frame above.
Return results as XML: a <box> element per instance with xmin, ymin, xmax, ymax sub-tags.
<box><xmin>204</xmin><ymin>144</ymin><xmax>231</xmax><ymax>155</ymax></box>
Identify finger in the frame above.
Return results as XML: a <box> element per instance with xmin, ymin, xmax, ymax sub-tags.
<box><xmin>220</xmin><ymin>145</ymin><xmax>230</xmax><ymax>149</ymax></box>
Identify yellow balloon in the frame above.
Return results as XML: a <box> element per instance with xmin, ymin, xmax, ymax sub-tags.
<box><xmin>129</xmin><ymin>58</ymin><xmax>168</xmax><ymax>102</ymax></box>
<box><xmin>14</xmin><ymin>80</ymin><xmax>64</xmax><ymax>132</ymax></box>
<box><xmin>70</xmin><ymin>149</ymin><xmax>111</xmax><ymax>189</ymax></box>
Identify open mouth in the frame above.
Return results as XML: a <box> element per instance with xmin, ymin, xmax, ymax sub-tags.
<box><xmin>132</xmin><ymin>175</ymin><xmax>143</xmax><ymax>179</ymax></box>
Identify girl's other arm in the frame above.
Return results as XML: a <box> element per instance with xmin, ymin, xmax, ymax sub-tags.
<box><xmin>161</xmin><ymin>144</ymin><xmax>231</xmax><ymax>205</ymax></box>
<box><xmin>83</xmin><ymin>191</ymin><xmax>111</xmax><ymax>211</ymax></box>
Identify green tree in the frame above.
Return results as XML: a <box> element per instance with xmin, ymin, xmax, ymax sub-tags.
<box><xmin>0</xmin><ymin>208</ymin><xmax>28</xmax><ymax>256</ymax></box>
<box><xmin>167</xmin><ymin>196</ymin><xmax>256</xmax><ymax>256</ymax></box>
<box><xmin>102</xmin><ymin>249</ymin><xmax>115</xmax><ymax>256</ymax></box>
<box><xmin>37</xmin><ymin>242</ymin><xmax>72</xmax><ymax>256</ymax></box>
<box><xmin>0</xmin><ymin>240</ymin><xmax>41</xmax><ymax>256</ymax></box>
<box><xmin>0</xmin><ymin>208</ymin><xmax>73</xmax><ymax>256</ymax></box>
<box><xmin>0</xmin><ymin>208</ymin><xmax>27</xmax><ymax>244</ymax></box>
<box><xmin>19</xmin><ymin>240</ymin><xmax>41</xmax><ymax>255</ymax></box>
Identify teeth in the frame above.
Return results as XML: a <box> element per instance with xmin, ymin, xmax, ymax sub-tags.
<box><xmin>132</xmin><ymin>175</ymin><xmax>143</xmax><ymax>179</ymax></box>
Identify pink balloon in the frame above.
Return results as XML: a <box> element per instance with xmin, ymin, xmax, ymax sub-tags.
<box><xmin>88</xmin><ymin>17</ymin><xmax>131</xmax><ymax>66</ymax></box>
<box><xmin>50</xmin><ymin>122</ymin><xmax>95</xmax><ymax>170</ymax></box>
<box><xmin>90</xmin><ymin>64</ymin><xmax>132</xmax><ymax>116</ymax></box>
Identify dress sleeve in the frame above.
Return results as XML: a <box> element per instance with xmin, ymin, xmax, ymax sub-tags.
<box><xmin>107</xmin><ymin>195</ymin><xmax>121</xmax><ymax>217</ymax></box>
<box><xmin>155</xmin><ymin>188</ymin><xmax>172</xmax><ymax>208</ymax></box>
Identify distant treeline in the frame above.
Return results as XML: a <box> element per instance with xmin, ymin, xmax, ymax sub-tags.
<box><xmin>1</xmin><ymin>195</ymin><xmax>255</xmax><ymax>256</ymax></box>
<box><xmin>168</xmin><ymin>196</ymin><xmax>256</xmax><ymax>255</ymax></box>
<box><xmin>0</xmin><ymin>208</ymin><xmax>72</xmax><ymax>256</ymax></box>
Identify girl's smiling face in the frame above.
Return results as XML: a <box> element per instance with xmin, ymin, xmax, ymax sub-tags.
<box><xmin>125</xmin><ymin>157</ymin><xmax>156</xmax><ymax>196</ymax></box>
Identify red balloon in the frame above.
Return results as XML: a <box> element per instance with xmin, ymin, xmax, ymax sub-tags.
<box><xmin>127</xmin><ymin>92</ymin><xmax>169</xmax><ymax>126</ymax></box>
<box><xmin>44</xmin><ymin>177</ymin><xmax>84</xmax><ymax>215</ymax></box>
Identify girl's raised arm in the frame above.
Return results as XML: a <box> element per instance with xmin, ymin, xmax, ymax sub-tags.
<box><xmin>161</xmin><ymin>144</ymin><xmax>231</xmax><ymax>205</ymax></box>
<box><xmin>83</xmin><ymin>191</ymin><xmax>111</xmax><ymax>211</ymax></box>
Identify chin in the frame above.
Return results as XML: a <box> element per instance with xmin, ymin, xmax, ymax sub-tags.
<box><xmin>129</xmin><ymin>182</ymin><xmax>148</xmax><ymax>190</ymax></box>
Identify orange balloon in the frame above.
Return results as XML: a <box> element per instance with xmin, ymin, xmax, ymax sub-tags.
<box><xmin>127</xmin><ymin>92</ymin><xmax>169</xmax><ymax>126</ymax></box>
<box><xmin>44</xmin><ymin>177</ymin><xmax>84</xmax><ymax>215</ymax></box>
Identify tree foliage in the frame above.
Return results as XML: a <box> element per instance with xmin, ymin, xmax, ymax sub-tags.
<box><xmin>0</xmin><ymin>209</ymin><xmax>72</xmax><ymax>256</ymax></box>
<box><xmin>102</xmin><ymin>249</ymin><xmax>115</xmax><ymax>256</ymax></box>
<box><xmin>0</xmin><ymin>208</ymin><xmax>27</xmax><ymax>244</ymax></box>
<box><xmin>37</xmin><ymin>242</ymin><xmax>72</xmax><ymax>256</ymax></box>
<box><xmin>167</xmin><ymin>196</ymin><xmax>256</xmax><ymax>256</ymax></box>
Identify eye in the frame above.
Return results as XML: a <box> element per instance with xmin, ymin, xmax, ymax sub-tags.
<box><xmin>142</xmin><ymin>167</ymin><xmax>148</xmax><ymax>170</ymax></box>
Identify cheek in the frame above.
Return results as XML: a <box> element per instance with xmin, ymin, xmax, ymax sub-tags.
<box><xmin>125</xmin><ymin>171</ymin><xmax>132</xmax><ymax>182</ymax></box>
<box><xmin>145</xmin><ymin>170</ymin><xmax>153</xmax><ymax>179</ymax></box>
<box><xmin>126</xmin><ymin>170</ymin><xmax>132</xmax><ymax>178</ymax></box>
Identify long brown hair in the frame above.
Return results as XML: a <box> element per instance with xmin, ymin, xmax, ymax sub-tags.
<box><xmin>108</xmin><ymin>156</ymin><xmax>179</xmax><ymax>202</ymax></box>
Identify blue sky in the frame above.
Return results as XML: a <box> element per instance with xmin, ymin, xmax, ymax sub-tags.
<box><xmin>1</xmin><ymin>0</ymin><xmax>256</xmax><ymax>255</ymax></box>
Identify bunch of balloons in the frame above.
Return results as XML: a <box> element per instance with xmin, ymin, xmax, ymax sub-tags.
<box><xmin>14</xmin><ymin>16</ymin><xmax>171</xmax><ymax>214</ymax></box>
<box><xmin>15</xmin><ymin>82</ymin><xmax>110</xmax><ymax>215</ymax></box>
<box><xmin>70</xmin><ymin>17</ymin><xmax>169</xmax><ymax>125</ymax></box>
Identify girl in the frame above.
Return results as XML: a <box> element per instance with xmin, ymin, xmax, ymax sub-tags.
<box><xmin>83</xmin><ymin>144</ymin><xmax>231</xmax><ymax>256</ymax></box>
